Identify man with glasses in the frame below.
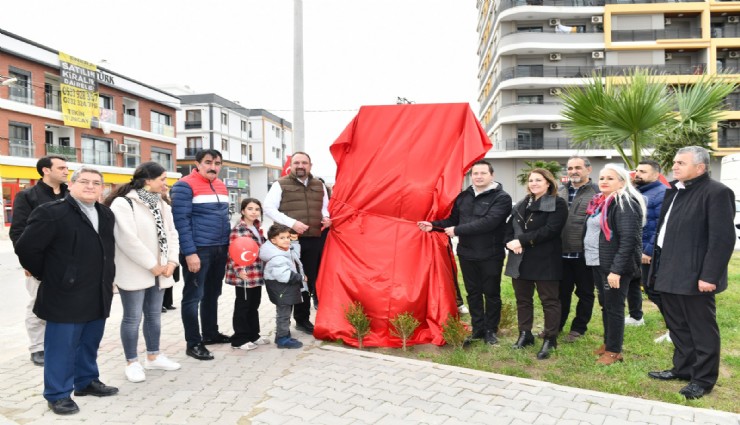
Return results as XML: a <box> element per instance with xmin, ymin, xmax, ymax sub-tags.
<box><xmin>15</xmin><ymin>166</ymin><xmax>118</xmax><ymax>415</ymax></box>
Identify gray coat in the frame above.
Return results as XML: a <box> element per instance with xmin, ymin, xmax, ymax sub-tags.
<box><xmin>260</xmin><ymin>240</ymin><xmax>304</xmax><ymax>305</ymax></box>
<box><xmin>558</xmin><ymin>180</ymin><xmax>599</xmax><ymax>253</ymax></box>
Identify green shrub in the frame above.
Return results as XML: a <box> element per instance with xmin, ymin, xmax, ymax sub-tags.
<box><xmin>441</xmin><ymin>313</ymin><xmax>470</xmax><ymax>349</ymax></box>
<box><xmin>498</xmin><ymin>300</ymin><xmax>517</xmax><ymax>334</ymax></box>
<box><xmin>390</xmin><ymin>311</ymin><xmax>420</xmax><ymax>351</ymax></box>
<box><xmin>344</xmin><ymin>300</ymin><xmax>371</xmax><ymax>349</ymax></box>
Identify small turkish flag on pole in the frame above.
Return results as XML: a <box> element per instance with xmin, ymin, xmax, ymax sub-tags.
<box><xmin>281</xmin><ymin>155</ymin><xmax>292</xmax><ymax>177</ymax></box>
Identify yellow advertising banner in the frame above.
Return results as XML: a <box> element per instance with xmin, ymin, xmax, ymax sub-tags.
<box><xmin>59</xmin><ymin>52</ymin><xmax>99</xmax><ymax>128</ymax></box>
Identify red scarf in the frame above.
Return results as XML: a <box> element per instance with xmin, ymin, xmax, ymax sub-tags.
<box><xmin>586</xmin><ymin>193</ymin><xmax>615</xmax><ymax>241</ymax></box>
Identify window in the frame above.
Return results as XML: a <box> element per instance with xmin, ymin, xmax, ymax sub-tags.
<box><xmin>247</xmin><ymin>122</ymin><xmax>252</xmax><ymax>138</ymax></box>
<box><xmin>221</xmin><ymin>112</ymin><xmax>228</xmax><ymax>125</ymax></box>
<box><xmin>185</xmin><ymin>110</ymin><xmax>202</xmax><ymax>129</ymax></box>
<box><xmin>517</xmin><ymin>26</ymin><xmax>543</xmax><ymax>32</ymax></box>
<box><xmin>151</xmin><ymin>147</ymin><xmax>173</xmax><ymax>171</ymax></box>
<box><xmin>150</xmin><ymin>111</ymin><xmax>172</xmax><ymax>135</ymax></box>
<box><xmin>123</xmin><ymin>139</ymin><xmax>141</xmax><ymax>168</ymax></box>
<box><xmin>517</xmin><ymin>95</ymin><xmax>544</xmax><ymax>104</ymax></box>
<box><xmin>9</xmin><ymin>123</ymin><xmax>34</xmax><ymax>157</ymax></box>
<box><xmin>81</xmin><ymin>136</ymin><xmax>113</xmax><ymax>166</ymax></box>
<box><xmin>276</xmin><ymin>148</ymin><xmax>281</xmax><ymax>159</ymax></box>
<box><xmin>248</xmin><ymin>145</ymin><xmax>253</xmax><ymax>161</ymax></box>
<box><xmin>221</xmin><ymin>138</ymin><xmax>229</xmax><ymax>151</ymax></box>
<box><xmin>241</xmin><ymin>120</ymin><xmax>247</xmax><ymax>132</ymax></box>
<box><xmin>99</xmin><ymin>94</ymin><xmax>113</xmax><ymax>110</ymax></box>
<box><xmin>241</xmin><ymin>144</ymin><xmax>247</xmax><ymax>156</ymax></box>
<box><xmin>517</xmin><ymin>128</ymin><xmax>544</xmax><ymax>150</ymax></box>
<box><xmin>8</xmin><ymin>68</ymin><xmax>32</xmax><ymax>104</ymax></box>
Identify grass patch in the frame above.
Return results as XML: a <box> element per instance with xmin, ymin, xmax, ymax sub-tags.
<box><xmin>391</xmin><ymin>253</ymin><xmax>740</xmax><ymax>413</ymax></box>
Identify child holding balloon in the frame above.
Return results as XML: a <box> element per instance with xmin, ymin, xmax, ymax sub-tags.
<box><xmin>225</xmin><ymin>198</ymin><xmax>270</xmax><ymax>351</ymax></box>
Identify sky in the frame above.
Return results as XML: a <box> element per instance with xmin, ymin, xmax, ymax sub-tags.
<box><xmin>0</xmin><ymin>0</ymin><xmax>480</xmax><ymax>180</ymax></box>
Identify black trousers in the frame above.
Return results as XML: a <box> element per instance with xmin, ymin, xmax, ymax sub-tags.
<box><xmin>662</xmin><ymin>292</ymin><xmax>720</xmax><ymax>390</ymax></box>
<box><xmin>230</xmin><ymin>286</ymin><xmax>262</xmax><ymax>347</ymax></box>
<box><xmin>593</xmin><ymin>269</ymin><xmax>630</xmax><ymax>353</ymax></box>
<box><xmin>162</xmin><ymin>287</ymin><xmax>174</xmax><ymax>308</ymax></box>
<box><xmin>641</xmin><ymin>263</ymin><xmax>664</xmax><ymax>316</ymax></box>
<box><xmin>625</xmin><ymin>274</ymin><xmax>643</xmax><ymax>320</ymax></box>
<box><xmin>293</xmin><ymin>236</ymin><xmax>324</xmax><ymax>323</ymax></box>
<box><xmin>458</xmin><ymin>258</ymin><xmax>503</xmax><ymax>334</ymax></box>
<box><xmin>559</xmin><ymin>256</ymin><xmax>595</xmax><ymax>335</ymax></box>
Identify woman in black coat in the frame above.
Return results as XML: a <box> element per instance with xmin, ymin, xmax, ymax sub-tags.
<box><xmin>583</xmin><ymin>164</ymin><xmax>645</xmax><ymax>365</ymax></box>
<box><xmin>505</xmin><ymin>168</ymin><xmax>568</xmax><ymax>360</ymax></box>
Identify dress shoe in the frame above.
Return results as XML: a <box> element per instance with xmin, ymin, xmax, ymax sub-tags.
<box><xmin>164</xmin><ymin>305</ymin><xmax>177</xmax><ymax>310</ymax></box>
<box><xmin>596</xmin><ymin>351</ymin><xmax>623</xmax><ymax>365</ymax></box>
<box><xmin>470</xmin><ymin>329</ymin><xmax>485</xmax><ymax>340</ymax></box>
<box><xmin>537</xmin><ymin>337</ymin><xmax>557</xmax><ymax>360</ymax></box>
<box><xmin>484</xmin><ymin>330</ymin><xmax>498</xmax><ymax>345</ymax></box>
<box><xmin>564</xmin><ymin>331</ymin><xmax>583</xmax><ymax>343</ymax></box>
<box><xmin>295</xmin><ymin>321</ymin><xmax>315</xmax><ymax>335</ymax></box>
<box><xmin>48</xmin><ymin>397</ymin><xmax>79</xmax><ymax>415</ymax></box>
<box><xmin>512</xmin><ymin>331</ymin><xmax>535</xmax><ymax>349</ymax></box>
<box><xmin>648</xmin><ymin>370</ymin><xmax>690</xmax><ymax>381</ymax></box>
<box><xmin>30</xmin><ymin>351</ymin><xmax>44</xmax><ymax>366</ymax></box>
<box><xmin>161</xmin><ymin>306</ymin><xmax>167</xmax><ymax>313</ymax></box>
<box><xmin>74</xmin><ymin>379</ymin><xmax>119</xmax><ymax>397</ymax></box>
<box><xmin>593</xmin><ymin>344</ymin><xmax>606</xmax><ymax>356</ymax></box>
<box><xmin>202</xmin><ymin>333</ymin><xmax>231</xmax><ymax>345</ymax></box>
<box><xmin>679</xmin><ymin>382</ymin><xmax>711</xmax><ymax>400</ymax></box>
<box><xmin>186</xmin><ymin>343</ymin><xmax>214</xmax><ymax>360</ymax></box>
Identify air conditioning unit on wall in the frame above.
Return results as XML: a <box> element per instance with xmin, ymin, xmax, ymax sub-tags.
<box><xmin>591</xmin><ymin>16</ymin><xmax>603</xmax><ymax>24</ymax></box>
<box><xmin>664</xmin><ymin>18</ymin><xmax>672</xmax><ymax>26</ymax></box>
<box><xmin>730</xmin><ymin>122</ymin><xmax>740</xmax><ymax>129</ymax></box>
<box><xmin>549</xmin><ymin>18</ymin><xmax>560</xmax><ymax>26</ymax></box>
<box><xmin>729</xmin><ymin>51</ymin><xmax>740</xmax><ymax>59</ymax></box>
<box><xmin>549</xmin><ymin>88</ymin><xmax>562</xmax><ymax>96</ymax></box>
<box><xmin>550</xmin><ymin>123</ymin><xmax>562</xmax><ymax>130</ymax></box>
<box><xmin>117</xmin><ymin>144</ymin><xmax>129</xmax><ymax>154</ymax></box>
<box><xmin>592</xmin><ymin>51</ymin><xmax>605</xmax><ymax>59</ymax></box>
<box><xmin>728</xmin><ymin>16</ymin><xmax>739</xmax><ymax>24</ymax></box>
<box><xmin>549</xmin><ymin>53</ymin><xmax>562</xmax><ymax>61</ymax></box>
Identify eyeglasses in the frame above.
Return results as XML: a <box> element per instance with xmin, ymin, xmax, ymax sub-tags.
<box><xmin>76</xmin><ymin>179</ymin><xmax>103</xmax><ymax>187</ymax></box>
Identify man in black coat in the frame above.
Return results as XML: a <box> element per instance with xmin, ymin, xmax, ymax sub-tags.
<box><xmin>418</xmin><ymin>161</ymin><xmax>512</xmax><ymax>345</ymax></box>
<box><xmin>15</xmin><ymin>167</ymin><xmax>118</xmax><ymax>415</ymax></box>
<box><xmin>647</xmin><ymin>146</ymin><xmax>735</xmax><ymax>400</ymax></box>
<box><xmin>9</xmin><ymin>155</ymin><xmax>69</xmax><ymax>366</ymax></box>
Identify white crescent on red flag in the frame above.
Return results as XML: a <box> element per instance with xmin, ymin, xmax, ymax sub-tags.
<box><xmin>281</xmin><ymin>155</ymin><xmax>292</xmax><ymax>177</ymax></box>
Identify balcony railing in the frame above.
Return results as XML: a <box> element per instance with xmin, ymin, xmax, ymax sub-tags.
<box><xmin>612</xmin><ymin>28</ymin><xmax>702</xmax><ymax>42</ymax></box>
<box><xmin>185</xmin><ymin>120</ymin><xmax>202</xmax><ymax>129</ymax></box>
<box><xmin>502</xmin><ymin>138</ymin><xmax>576</xmax><ymax>150</ymax></box>
<box><xmin>605</xmin><ymin>0</ymin><xmax>702</xmax><ymax>3</ymax></box>
<box><xmin>98</xmin><ymin>108</ymin><xmax>117</xmax><ymax>124</ymax></box>
<box><xmin>45</xmin><ymin>144</ymin><xmax>77</xmax><ymax>161</ymax></box>
<box><xmin>712</xmin><ymin>26</ymin><xmax>740</xmax><ymax>38</ymax></box>
<box><xmin>45</xmin><ymin>91</ymin><xmax>62</xmax><ymax>111</ymax></box>
<box><xmin>151</xmin><ymin>122</ymin><xmax>175</xmax><ymax>137</ymax></box>
<box><xmin>124</xmin><ymin>114</ymin><xmax>141</xmax><ymax>130</ymax></box>
<box><xmin>496</xmin><ymin>0</ymin><xmax>606</xmax><ymax>17</ymax></box>
<box><xmin>718</xmin><ymin>137</ymin><xmax>740</xmax><ymax>148</ymax></box>
<box><xmin>80</xmin><ymin>149</ymin><xmax>115</xmax><ymax>166</ymax></box>
<box><xmin>9</xmin><ymin>139</ymin><xmax>35</xmax><ymax>158</ymax></box>
<box><xmin>185</xmin><ymin>147</ymin><xmax>203</xmax><ymax>157</ymax></box>
<box><xmin>725</xmin><ymin>96</ymin><xmax>740</xmax><ymax>111</ymax></box>
<box><xmin>9</xmin><ymin>87</ymin><xmax>34</xmax><ymax>105</ymax></box>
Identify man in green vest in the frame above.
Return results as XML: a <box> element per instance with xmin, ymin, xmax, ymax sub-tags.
<box><xmin>264</xmin><ymin>152</ymin><xmax>331</xmax><ymax>335</ymax></box>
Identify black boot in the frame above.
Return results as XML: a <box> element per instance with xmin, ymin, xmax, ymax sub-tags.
<box><xmin>512</xmin><ymin>331</ymin><xmax>535</xmax><ymax>349</ymax></box>
<box><xmin>537</xmin><ymin>337</ymin><xmax>557</xmax><ymax>360</ymax></box>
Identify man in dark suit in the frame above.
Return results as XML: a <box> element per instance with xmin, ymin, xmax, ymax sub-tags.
<box><xmin>648</xmin><ymin>146</ymin><xmax>735</xmax><ymax>400</ymax></box>
<box><xmin>15</xmin><ymin>166</ymin><xmax>118</xmax><ymax>415</ymax></box>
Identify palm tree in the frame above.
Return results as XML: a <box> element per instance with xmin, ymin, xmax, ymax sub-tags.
<box><xmin>517</xmin><ymin>160</ymin><xmax>561</xmax><ymax>186</ymax></box>
<box><xmin>560</xmin><ymin>69</ymin><xmax>737</xmax><ymax>171</ymax></box>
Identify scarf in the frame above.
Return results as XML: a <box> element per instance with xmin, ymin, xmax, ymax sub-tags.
<box><xmin>586</xmin><ymin>193</ymin><xmax>615</xmax><ymax>241</ymax></box>
<box><xmin>136</xmin><ymin>189</ymin><xmax>168</xmax><ymax>261</ymax></box>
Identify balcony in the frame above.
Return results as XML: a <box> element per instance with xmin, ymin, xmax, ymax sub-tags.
<box><xmin>9</xmin><ymin>139</ymin><xmax>35</xmax><ymax>158</ymax></box>
<box><xmin>497</xmin><ymin>102</ymin><xmax>563</xmax><ymax>122</ymax></box>
<box><xmin>185</xmin><ymin>120</ymin><xmax>202</xmax><ymax>129</ymax></box>
<box><xmin>151</xmin><ymin>122</ymin><xmax>175</xmax><ymax>137</ymax></box>
<box><xmin>500</xmin><ymin>31</ymin><xmax>605</xmax><ymax>47</ymax></box>
<box><xmin>718</xmin><ymin>137</ymin><xmax>740</xmax><ymax>148</ymax></box>
<box><xmin>124</xmin><ymin>114</ymin><xmax>141</xmax><ymax>130</ymax></box>
<box><xmin>98</xmin><ymin>108</ymin><xmax>117</xmax><ymax>124</ymax></box>
<box><xmin>712</xmin><ymin>26</ymin><xmax>740</xmax><ymax>38</ymax></box>
<box><xmin>496</xmin><ymin>0</ymin><xmax>606</xmax><ymax>17</ymax></box>
<box><xmin>9</xmin><ymin>87</ymin><xmax>34</xmax><ymax>105</ymax></box>
<box><xmin>185</xmin><ymin>147</ymin><xmax>203</xmax><ymax>157</ymax></box>
<box><xmin>605</xmin><ymin>0</ymin><xmax>702</xmax><ymax>3</ymax></box>
<box><xmin>80</xmin><ymin>149</ymin><xmax>115</xmax><ymax>166</ymax></box>
<box><xmin>45</xmin><ymin>91</ymin><xmax>61</xmax><ymax>111</ymax></box>
<box><xmin>725</xmin><ymin>95</ymin><xmax>740</xmax><ymax>110</ymax></box>
<box><xmin>45</xmin><ymin>144</ymin><xmax>77</xmax><ymax>161</ymax></box>
<box><xmin>612</xmin><ymin>28</ymin><xmax>702</xmax><ymax>42</ymax></box>
<box><xmin>501</xmin><ymin>138</ymin><xmax>576</xmax><ymax>150</ymax></box>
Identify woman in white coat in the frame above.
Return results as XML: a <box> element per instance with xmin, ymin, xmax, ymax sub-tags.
<box><xmin>104</xmin><ymin>162</ymin><xmax>181</xmax><ymax>383</ymax></box>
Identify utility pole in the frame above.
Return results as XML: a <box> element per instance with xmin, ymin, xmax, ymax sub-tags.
<box><xmin>293</xmin><ymin>0</ymin><xmax>305</xmax><ymax>152</ymax></box>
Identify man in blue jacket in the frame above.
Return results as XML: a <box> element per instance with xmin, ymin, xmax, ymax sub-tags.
<box><xmin>171</xmin><ymin>149</ymin><xmax>231</xmax><ymax>360</ymax></box>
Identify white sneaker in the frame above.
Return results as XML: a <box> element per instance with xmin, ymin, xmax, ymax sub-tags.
<box><xmin>125</xmin><ymin>362</ymin><xmax>146</xmax><ymax>383</ymax></box>
<box><xmin>253</xmin><ymin>337</ymin><xmax>271</xmax><ymax>345</ymax></box>
<box><xmin>234</xmin><ymin>342</ymin><xmax>258</xmax><ymax>351</ymax></box>
<box><xmin>654</xmin><ymin>331</ymin><xmax>672</xmax><ymax>343</ymax></box>
<box><xmin>144</xmin><ymin>354</ymin><xmax>181</xmax><ymax>371</ymax></box>
<box><xmin>458</xmin><ymin>304</ymin><xmax>470</xmax><ymax>315</ymax></box>
<box><xmin>624</xmin><ymin>317</ymin><xmax>645</xmax><ymax>326</ymax></box>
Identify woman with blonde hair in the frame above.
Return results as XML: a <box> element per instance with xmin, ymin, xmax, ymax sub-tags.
<box><xmin>505</xmin><ymin>168</ymin><xmax>568</xmax><ymax>360</ymax></box>
<box><xmin>584</xmin><ymin>164</ymin><xmax>645</xmax><ymax>365</ymax></box>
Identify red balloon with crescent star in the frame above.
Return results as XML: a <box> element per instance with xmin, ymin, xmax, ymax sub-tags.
<box><xmin>229</xmin><ymin>237</ymin><xmax>259</xmax><ymax>267</ymax></box>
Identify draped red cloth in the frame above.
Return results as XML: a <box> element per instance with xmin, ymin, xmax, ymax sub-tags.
<box><xmin>314</xmin><ymin>103</ymin><xmax>492</xmax><ymax>347</ymax></box>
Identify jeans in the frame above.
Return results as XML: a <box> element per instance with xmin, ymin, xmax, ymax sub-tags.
<box><xmin>275</xmin><ymin>305</ymin><xmax>293</xmax><ymax>340</ymax></box>
<box><xmin>181</xmin><ymin>245</ymin><xmax>228</xmax><ymax>348</ymax></box>
<box><xmin>559</xmin><ymin>256</ymin><xmax>595</xmax><ymax>334</ymax></box>
<box><xmin>593</xmin><ymin>269</ymin><xmax>630</xmax><ymax>353</ymax></box>
<box><xmin>119</xmin><ymin>284</ymin><xmax>165</xmax><ymax>361</ymax></box>
<box><xmin>459</xmin><ymin>258</ymin><xmax>504</xmax><ymax>334</ymax></box>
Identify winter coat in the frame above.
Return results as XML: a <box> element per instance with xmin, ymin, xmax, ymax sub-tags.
<box><xmin>110</xmin><ymin>191</ymin><xmax>180</xmax><ymax>291</ymax></box>
<box><xmin>9</xmin><ymin>180</ymin><xmax>68</xmax><ymax>245</ymax></box>
<box><xmin>224</xmin><ymin>221</ymin><xmax>265</xmax><ymax>288</ymax></box>
<box><xmin>637</xmin><ymin>180</ymin><xmax>667</xmax><ymax>257</ymax></box>
<box><xmin>596</xmin><ymin>195</ymin><xmax>643</xmax><ymax>277</ymax></box>
<box><xmin>171</xmin><ymin>169</ymin><xmax>230</xmax><ymax>255</ymax></box>
<box><xmin>15</xmin><ymin>196</ymin><xmax>116</xmax><ymax>323</ymax></box>
<box><xmin>649</xmin><ymin>173</ymin><xmax>735</xmax><ymax>295</ymax></box>
<box><xmin>558</xmin><ymin>180</ymin><xmax>599</xmax><ymax>253</ymax></box>
<box><xmin>504</xmin><ymin>194</ymin><xmax>568</xmax><ymax>281</ymax></box>
<box><xmin>260</xmin><ymin>240</ymin><xmax>304</xmax><ymax>305</ymax></box>
<box><xmin>432</xmin><ymin>183</ymin><xmax>512</xmax><ymax>261</ymax></box>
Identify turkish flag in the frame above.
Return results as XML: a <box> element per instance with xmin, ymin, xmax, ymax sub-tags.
<box><xmin>280</xmin><ymin>155</ymin><xmax>292</xmax><ymax>177</ymax></box>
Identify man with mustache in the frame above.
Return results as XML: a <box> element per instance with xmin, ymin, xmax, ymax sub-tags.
<box><xmin>171</xmin><ymin>149</ymin><xmax>231</xmax><ymax>360</ymax></box>
<box><xmin>264</xmin><ymin>152</ymin><xmax>331</xmax><ymax>335</ymax></box>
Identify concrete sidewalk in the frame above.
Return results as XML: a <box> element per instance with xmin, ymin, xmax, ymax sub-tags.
<box><xmin>0</xmin><ymin>239</ymin><xmax>737</xmax><ymax>424</ymax></box>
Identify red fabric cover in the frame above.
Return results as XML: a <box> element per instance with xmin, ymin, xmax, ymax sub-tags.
<box><xmin>314</xmin><ymin>103</ymin><xmax>492</xmax><ymax>347</ymax></box>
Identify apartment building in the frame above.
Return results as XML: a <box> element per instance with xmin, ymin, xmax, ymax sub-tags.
<box><xmin>177</xmin><ymin>93</ymin><xmax>292</xmax><ymax>207</ymax></box>
<box><xmin>0</xmin><ymin>28</ymin><xmax>181</xmax><ymax>226</ymax></box>
<box><xmin>476</xmin><ymin>0</ymin><xmax>740</xmax><ymax>198</ymax></box>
